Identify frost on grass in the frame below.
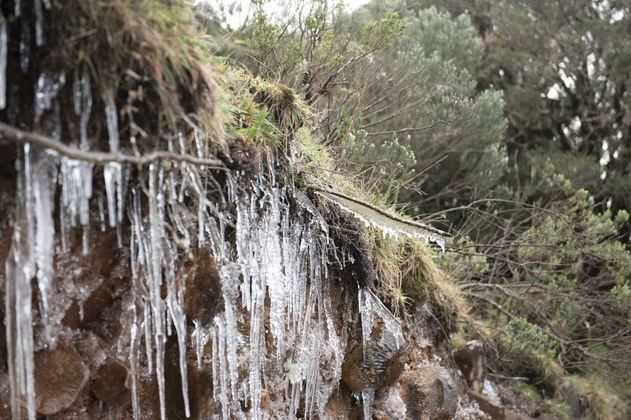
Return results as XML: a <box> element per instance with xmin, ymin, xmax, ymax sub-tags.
<box><xmin>318</xmin><ymin>190</ymin><xmax>446</xmax><ymax>251</ymax></box>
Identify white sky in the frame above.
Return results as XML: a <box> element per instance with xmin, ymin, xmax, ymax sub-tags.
<box><xmin>196</xmin><ymin>0</ymin><xmax>373</xmax><ymax>29</ymax></box>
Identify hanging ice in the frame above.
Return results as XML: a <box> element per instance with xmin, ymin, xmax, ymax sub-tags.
<box><xmin>362</xmin><ymin>388</ymin><xmax>375</xmax><ymax>420</ymax></box>
<box><xmin>0</xmin><ymin>12</ymin><xmax>7</xmax><ymax>110</ymax></box>
<box><xmin>34</xmin><ymin>0</ymin><xmax>45</xmax><ymax>46</ymax></box>
<box><xmin>4</xmin><ymin>123</ymin><xmax>363</xmax><ymax>420</ymax></box>
<box><xmin>32</xmin><ymin>151</ymin><xmax>57</xmax><ymax>340</ymax></box>
<box><xmin>357</xmin><ymin>288</ymin><xmax>404</xmax><ymax>420</ymax></box>
<box><xmin>318</xmin><ymin>190</ymin><xmax>446</xmax><ymax>251</ymax></box>
<box><xmin>34</xmin><ymin>72</ymin><xmax>66</xmax><ymax>122</ymax></box>
<box><xmin>20</xmin><ymin>16</ymin><xmax>30</xmax><ymax>72</ymax></box>
<box><xmin>103</xmin><ymin>90</ymin><xmax>124</xmax><ymax>228</ymax></box>
<box><xmin>4</xmin><ymin>142</ymin><xmax>58</xmax><ymax>420</ymax></box>
<box><xmin>207</xmin><ymin>177</ymin><xmax>343</xmax><ymax>419</ymax></box>
<box><xmin>5</xmin><ymin>146</ymin><xmax>38</xmax><ymax>420</ymax></box>
<box><xmin>77</xmin><ymin>71</ymin><xmax>92</xmax><ymax>150</ymax></box>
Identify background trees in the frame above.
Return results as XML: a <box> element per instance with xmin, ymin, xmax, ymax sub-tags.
<box><xmin>202</xmin><ymin>0</ymin><xmax>631</xmax><ymax>414</ymax></box>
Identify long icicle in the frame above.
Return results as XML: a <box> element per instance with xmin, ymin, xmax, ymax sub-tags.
<box><xmin>6</xmin><ymin>145</ymin><xmax>37</xmax><ymax>420</ymax></box>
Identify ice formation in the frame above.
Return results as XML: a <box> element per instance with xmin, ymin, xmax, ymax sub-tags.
<box><xmin>357</xmin><ymin>288</ymin><xmax>404</xmax><ymax>419</ymax></box>
<box><xmin>318</xmin><ymin>190</ymin><xmax>446</xmax><ymax>251</ymax></box>
<box><xmin>201</xmin><ymin>178</ymin><xmax>344</xmax><ymax>419</ymax></box>
<box><xmin>1</xmin><ymin>7</ymin><xmax>423</xmax><ymax>420</ymax></box>
<box><xmin>0</xmin><ymin>12</ymin><xmax>7</xmax><ymax>110</ymax></box>
<box><xmin>7</xmin><ymin>125</ymin><xmax>414</xmax><ymax>419</ymax></box>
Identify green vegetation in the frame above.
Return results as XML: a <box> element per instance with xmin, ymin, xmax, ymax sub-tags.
<box><xmin>204</xmin><ymin>0</ymin><xmax>631</xmax><ymax>415</ymax></box>
<box><xmin>48</xmin><ymin>0</ymin><xmax>627</xmax><ymax>416</ymax></box>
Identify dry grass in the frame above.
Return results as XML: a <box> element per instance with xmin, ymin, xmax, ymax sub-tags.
<box><xmin>50</xmin><ymin>0</ymin><xmax>223</xmax><ymax>153</ymax></box>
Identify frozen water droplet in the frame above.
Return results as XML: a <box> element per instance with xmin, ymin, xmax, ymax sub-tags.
<box><xmin>0</xmin><ymin>13</ymin><xmax>7</xmax><ymax>110</ymax></box>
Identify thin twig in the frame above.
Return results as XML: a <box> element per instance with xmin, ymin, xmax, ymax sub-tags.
<box><xmin>0</xmin><ymin>121</ymin><xmax>226</xmax><ymax>169</ymax></box>
<box><xmin>311</xmin><ymin>185</ymin><xmax>448</xmax><ymax>237</ymax></box>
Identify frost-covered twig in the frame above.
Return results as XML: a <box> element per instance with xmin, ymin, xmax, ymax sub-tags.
<box><xmin>0</xmin><ymin>121</ymin><xmax>226</xmax><ymax>169</ymax></box>
<box><xmin>312</xmin><ymin>186</ymin><xmax>448</xmax><ymax>237</ymax></box>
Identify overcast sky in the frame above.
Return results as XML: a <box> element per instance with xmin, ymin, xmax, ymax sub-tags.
<box><xmin>197</xmin><ymin>0</ymin><xmax>373</xmax><ymax>29</ymax></box>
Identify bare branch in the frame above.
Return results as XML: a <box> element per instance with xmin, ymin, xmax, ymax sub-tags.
<box><xmin>0</xmin><ymin>122</ymin><xmax>226</xmax><ymax>169</ymax></box>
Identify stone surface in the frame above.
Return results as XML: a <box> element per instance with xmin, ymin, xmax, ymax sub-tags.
<box><xmin>469</xmin><ymin>390</ymin><xmax>506</xmax><ymax>420</ymax></box>
<box><xmin>34</xmin><ymin>344</ymin><xmax>90</xmax><ymax>415</ymax></box>
<box><xmin>342</xmin><ymin>325</ymin><xmax>404</xmax><ymax>392</ymax></box>
<box><xmin>183</xmin><ymin>248</ymin><xmax>222</xmax><ymax>323</ymax></box>
<box><xmin>92</xmin><ymin>358</ymin><xmax>131</xmax><ymax>407</ymax></box>
<box><xmin>397</xmin><ymin>366</ymin><xmax>458</xmax><ymax>420</ymax></box>
<box><xmin>453</xmin><ymin>340</ymin><xmax>485</xmax><ymax>393</ymax></box>
<box><xmin>374</xmin><ymin>385</ymin><xmax>407</xmax><ymax>419</ymax></box>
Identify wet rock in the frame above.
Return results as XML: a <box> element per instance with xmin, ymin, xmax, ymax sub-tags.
<box><xmin>34</xmin><ymin>344</ymin><xmax>89</xmax><ymax>415</ymax></box>
<box><xmin>342</xmin><ymin>327</ymin><xmax>404</xmax><ymax>392</ymax></box>
<box><xmin>453</xmin><ymin>340</ymin><xmax>485</xmax><ymax>393</ymax></box>
<box><xmin>504</xmin><ymin>409</ymin><xmax>532</xmax><ymax>420</ymax></box>
<box><xmin>186</xmin><ymin>351</ymin><xmax>214</xmax><ymax>419</ymax></box>
<box><xmin>92</xmin><ymin>358</ymin><xmax>131</xmax><ymax>407</ymax></box>
<box><xmin>322</xmin><ymin>390</ymin><xmax>351</xmax><ymax>419</ymax></box>
<box><xmin>374</xmin><ymin>385</ymin><xmax>407</xmax><ymax>419</ymax></box>
<box><xmin>74</xmin><ymin>331</ymin><xmax>107</xmax><ymax>372</ymax></box>
<box><xmin>469</xmin><ymin>390</ymin><xmax>505</xmax><ymax>419</ymax></box>
<box><xmin>0</xmin><ymin>373</ymin><xmax>12</xmax><ymax>419</ymax></box>
<box><xmin>62</xmin><ymin>279</ymin><xmax>117</xmax><ymax>329</ymax></box>
<box><xmin>183</xmin><ymin>248</ymin><xmax>222</xmax><ymax>323</ymax></box>
<box><xmin>397</xmin><ymin>366</ymin><xmax>458</xmax><ymax>420</ymax></box>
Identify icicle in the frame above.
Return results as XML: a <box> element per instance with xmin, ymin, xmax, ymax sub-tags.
<box><xmin>103</xmin><ymin>90</ymin><xmax>124</xmax><ymax>229</ymax></box>
<box><xmin>359</xmin><ymin>288</ymin><xmax>374</xmax><ymax>358</ymax></box>
<box><xmin>97</xmin><ymin>194</ymin><xmax>106</xmax><ymax>232</ymax></box>
<box><xmin>20</xmin><ymin>16</ymin><xmax>30</xmax><ymax>72</ymax></box>
<box><xmin>82</xmin><ymin>224</ymin><xmax>89</xmax><ymax>255</ymax></box>
<box><xmin>32</xmin><ymin>154</ymin><xmax>57</xmax><ymax>339</ymax></box>
<box><xmin>143</xmin><ymin>300</ymin><xmax>154</xmax><ymax>374</ymax></box>
<box><xmin>148</xmin><ymin>164</ymin><xmax>167</xmax><ymax>420</ymax></box>
<box><xmin>59</xmin><ymin>195</ymin><xmax>68</xmax><ymax>253</ymax></box>
<box><xmin>15</xmin><ymin>0</ymin><xmax>22</xmax><ymax>17</ymax></box>
<box><xmin>219</xmin><ymin>263</ymin><xmax>241</xmax><ymax>400</ymax></box>
<box><xmin>192</xmin><ymin>320</ymin><xmax>205</xmax><ymax>369</ymax></box>
<box><xmin>210</xmin><ymin>325</ymin><xmax>220</xmax><ymax>403</ymax></box>
<box><xmin>34</xmin><ymin>0</ymin><xmax>45</xmax><ymax>46</ymax></box>
<box><xmin>34</xmin><ymin>72</ymin><xmax>65</xmax><ymax>122</ymax></box>
<box><xmin>214</xmin><ymin>316</ymin><xmax>231</xmax><ymax>420</ymax></box>
<box><xmin>78</xmin><ymin>71</ymin><xmax>92</xmax><ymax>150</ymax></box>
<box><xmin>103</xmin><ymin>163</ymin><xmax>122</xmax><ymax>227</ymax></box>
<box><xmin>104</xmin><ymin>90</ymin><xmax>120</xmax><ymax>152</ymax></box>
<box><xmin>362</xmin><ymin>388</ymin><xmax>375</xmax><ymax>420</ymax></box>
<box><xmin>0</xmin><ymin>12</ymin><xmax>7</xmax><ymax>110</ymax></box>
<box><xmin>129</xmin><ymin>321</ymin><xmax>141</xmax><ymax>420</ymax></box>
<box><xmin>6</xmin><ymin>145</ymin><xmax>37</xmax><ymax>420</ymax></box>
<box><xmin>59</xmin><ymin>158</ymin><xmax>93</xmax><ymax>228</ymax></box>
<box><xmin>163</xmin><ymin>240</ymin><xmax>190</xmax><ymax>418</ymax></box>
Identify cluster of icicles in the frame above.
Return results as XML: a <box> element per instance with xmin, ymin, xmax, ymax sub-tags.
<box><xmin>6</xmin><ymin>69</ymin><xmax>343</xmax><ymax>420</ymax></box>
<box><xmin>0</xmin><ymin>4</ymin><xmax>428</xmax><ymax>418</ymax></box>
<box><xmin>2</xmin><ymin>71</ymin><xmax>400</xmax><ymax>420</ymax></box>
<box><xmin>1</xmin><ymin>0</ymin><xmax>52</xmax><ymax>111</ymax></box>
<box><xmin>5</xmin><ymin>136</ymin><xmax>347</xmax><ymax>420</ymax></box>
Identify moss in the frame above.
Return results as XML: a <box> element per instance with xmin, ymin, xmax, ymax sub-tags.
<box><xmin>289</xmin><ymin>116</ymin><xmax>465</xmax><ymax>322</ymax></box>
<box><xmin>568</xmin><ymin>375</ymin><xmax>629</xmax><ymax>420</ymax></box>
<box><xmin>546</xmin><ymin>399</ymin><xmax>572</xmax><ymax>419</ymax></box>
